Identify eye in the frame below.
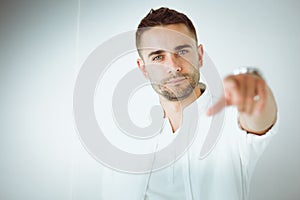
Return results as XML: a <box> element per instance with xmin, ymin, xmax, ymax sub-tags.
<box><xmin>177</xmin><ymin>49</ymin><xmax>188</xmax><ymax>56</ymax></box>
<box><xmin>152</xmin><ymin>55</ymin><xmax>163</xmax><ymax>61</ymax></box>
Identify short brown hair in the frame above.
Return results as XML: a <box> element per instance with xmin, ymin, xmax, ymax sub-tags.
<box><xmin>136</xmin><ymin>7</ymin><xmax>198</xmax><ymax>53</ymax></box>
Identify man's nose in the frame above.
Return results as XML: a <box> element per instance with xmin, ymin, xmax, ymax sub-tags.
<box><xmin>166</xmin><ymin>53</ymin><xmax>182</xmax><ymax>73</ymax></box>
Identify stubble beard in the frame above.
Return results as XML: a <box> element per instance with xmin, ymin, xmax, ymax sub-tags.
<box><xmin>152</xmin><ymin>71</ymin><xmax>200</xmax><ymax>101</ymax></box>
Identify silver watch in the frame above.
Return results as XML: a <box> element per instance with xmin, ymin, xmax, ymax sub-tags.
<box><xmin>233</xmin><ymin>67</ymin><xmax>263</xmax><ymax>78</ymax></box>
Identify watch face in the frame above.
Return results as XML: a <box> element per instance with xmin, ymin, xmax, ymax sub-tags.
<box><xmin>233</xmin><ymin>67</ymin><xmax>263</xmax><ymax>78</ymax></box>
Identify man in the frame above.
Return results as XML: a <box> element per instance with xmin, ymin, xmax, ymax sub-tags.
<box><xmin>100</xmin><ymin>7</ymin><xmax>277</xmax><ymax>200</ymax></box>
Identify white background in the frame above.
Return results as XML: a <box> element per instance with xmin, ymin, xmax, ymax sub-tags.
<box><xmin>0</xmin><ymin>0</ymin><xmax>299</xmax><ymax>199</ymax></box>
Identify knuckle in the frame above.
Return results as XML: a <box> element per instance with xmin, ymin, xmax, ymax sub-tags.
<box><xmin>246</xmin><ymin>96</ymin><xmax>254</xmax><ymax>102</ymax></box>
<box><xmin>235</xmin><ymin>98</ymin><xmax>244</xmax><ymax>106</ymax></box>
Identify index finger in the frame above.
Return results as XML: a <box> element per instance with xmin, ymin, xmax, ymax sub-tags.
<box><xmin>207</xmin><ymin>96</ymin><xmax>226</xmax><ymax>116</ymax></box>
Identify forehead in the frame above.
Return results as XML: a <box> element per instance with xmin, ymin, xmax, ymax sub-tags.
<box><xmin>139</xmin><ymin>24</ymin><xmax>197</xmax><ymax>52</ymax></box>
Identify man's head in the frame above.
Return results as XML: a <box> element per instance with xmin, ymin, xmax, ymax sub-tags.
<box><xmin>136</xmin><ymin>7</ymin><xmax>198</xmax><ymax>55</ymax></box>
<box><xmin>136</xmin><ymin>7</ymin><xmax>203</xmax><ymax>101</ymax></box>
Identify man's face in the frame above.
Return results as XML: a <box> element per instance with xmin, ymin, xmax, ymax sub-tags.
<box><xmin>137</xmin><ymin>24</ymin><xmax>203</xmax><ymax>101</ymax></box>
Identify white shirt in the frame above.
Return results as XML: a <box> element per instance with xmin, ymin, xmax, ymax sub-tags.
<box><xmin>99</xmin><ymin>87</ymin><xmax>278</xmax><ymax>200</ymax></box>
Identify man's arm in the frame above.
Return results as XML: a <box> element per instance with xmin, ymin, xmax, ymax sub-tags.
<box><xmin>207</xmin><ymin>72</ymin><xmax>277</xmax><ymax>135</ymax></box>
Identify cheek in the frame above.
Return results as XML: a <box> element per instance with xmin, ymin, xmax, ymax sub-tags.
<box><xmin>184</xmin><ymin>55</ymin><xmax>199</xmax><ymax>68</ymax></box>
<box><xmin>177</xmin><ymin>54</ymin><xmax>197</xmax><ymax>69</ymax></box>
<box><xmin>186</xmin><ymin>59</ymin><xmax>200</xmax><ymax>72</ymax></box>
<box><xmin>146</xmin><ymin>66</ymin><xmax>167</xmax><ymax>81</ymax></box>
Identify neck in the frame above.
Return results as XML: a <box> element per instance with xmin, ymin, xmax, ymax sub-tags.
<box><xmin>159</xmin><ymin>83</ymin><xmax>202</xmax><ymax>132</ymax></box>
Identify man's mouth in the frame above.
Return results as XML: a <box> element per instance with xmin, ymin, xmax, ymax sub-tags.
<box><xmin>166</xmin><ymin>77</ymin><xmax>187</xmax><ymax>85</ymax></box>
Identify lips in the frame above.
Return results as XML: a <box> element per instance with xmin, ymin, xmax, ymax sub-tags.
<box><xmin>166</xmin><ymin>77</ymin><xmax>186</xmax><ymax>84</ymax></box>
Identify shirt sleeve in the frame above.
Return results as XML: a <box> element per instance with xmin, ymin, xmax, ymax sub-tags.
<box><xmin>238</xmin><ymin>109</ymin><xmax>279</xmax><ymax>167</ymax></box>
<box><xmin>233</xmin><ymin>107</ymin><xmax>279</xmax><ymax>190</ymax></box>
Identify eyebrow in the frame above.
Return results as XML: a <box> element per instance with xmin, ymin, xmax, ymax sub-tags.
<box><xmin>174</xmin><ymin>44</ymin><xmax>193</xmax><ymax>51</ymax></box>
<box><xmin>147</xmin><ymin>44</ymin><xmax>193</xmax><ymax>58</ymax></box>
<box><xmin>148</xmin><ymin>50</ymin><xmax>165</xmax><ymax>58</ymax></box>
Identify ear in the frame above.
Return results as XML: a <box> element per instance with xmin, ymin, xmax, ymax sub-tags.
<box><xmin>137</xmin><ymin>58</ymin><xmax>149</xmax><ymax>79</ymax></box>
<box><xmin>197</xmin><ymin>44</ymin><xmax>204</xmax><ymax>68</ymax></box>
